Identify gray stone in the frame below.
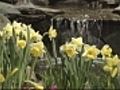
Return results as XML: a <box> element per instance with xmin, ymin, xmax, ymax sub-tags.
<box><xmin>0</xmin><ymin>1</ymin><xmax>20</xmax><ymax>14</ymax></box>
<box><xmin>104</xmin><ymin>30</ymin><xmax>120</xmax><ymax>56</ymax></box>
<box><xmin>0</xmin><ymin>14</ymin><xmax>11</xmax><ymax>30</ymax></box>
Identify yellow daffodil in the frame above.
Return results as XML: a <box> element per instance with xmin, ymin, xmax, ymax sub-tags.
<box><xmin>101</xmin><ymin>44</ymin><xmax>112</xmax><ymax>58</ymax></box>
<box><xmin>12</xmin><ymin>21</ymin><xmax>23</xmax><ymax>36</ymax></box>
<box><xmin>111</xmin><ymin>67</ymin><xmax>118</xmax><ymax>78</ymax></box>
<box><xmin>17</xmin><ymin>40</ymin><xmax>26</xmax><ymax>49</ymax></box>
<box><xmin>48</xmin><ymin>26</ymin><xmax>57</xmax><ymax>40</ymax></box>
<box><xmin>103</xmin><ymin>65</ymin><xmax>113</xmax><ymax>72</ymax></box>
<box><xmin>82</xmin><ymin>44</ymin><xmax>100</xmax><ymax>60</ymax></box>
<box><xmin>25</xmin><ymin>80</ymin><xmax>44</xmax><ymax>90</ymax></box>
<box><xmin>30</xmin><ymin>42</ymin><xmax>45</xmax><ymax>57</ymax></box>
<box><xmin>3</xmin><ymin>23</ymin><xmax>13</xmax><ymax>39</ymax></box>
<box><xmin>12</xmin><ymin>21</ymin><xmax>22</xmax><ymax>30</ymax></box>
<box><xmin>103</xmin><ymin>65</ymin><xmax>118</xmax><ymax>78</ymax></box>
<box><xmin>103</xmin><ymin>55</ymin><xmax>119</xmax><ymax>78</ymax></box>
<box><xmin>0</xmin><ymin>73</ymin><xmax>5</xmax><ymax>83</ymax></box>
<box><xmin>60</xmin><ymin>42</ymin><xmax>78</xmax><ymax>58</ymax></box>
<box><xmin>30</xmin><ymin>31</ymin><xmax>43</xmax><ymax>42</ymax></box>
<box><xmin>15</xmin><ymin>29</ymin><xmax>22</xmax><ymax>36</ymax></box>
<box><xmin>22</xmin><ymin>23</ymin><xmax>28</xmax><ymax>31</ymax></box>
<box><xmin>29</xmin><ymin>27</ymin><xmax>35</xmax><ymax>34</ymax></box>
<box><xmin>71</xmin><ymin>37</ymin><xmax>83</xmax><ymax>51</ymax></box>
<box><xmin>21</xmin><ymin>30</ymin><xmax>27</xmax><ymax>40</ymax></box>
<box><xmin>30</xmin><ymin>47</ymin><xmax>41</xmax><ymax>57</ymax></box>
<box><xmin>106</xmin><ymin>55</ymin><xmax>120</xmax><ymax>67</ymax></box>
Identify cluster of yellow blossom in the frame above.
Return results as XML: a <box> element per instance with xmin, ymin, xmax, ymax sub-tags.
<box><xmin>0</xmin><ymin>21</ymin><xmax>57</xmax><ymax>88</ymax></box>
<box><xmin>0</xmin><ymin>21</ymin><xmax>47</xmax><ymax>57</ymax></box>
<box><xmin>60</xmin><ymin>37</ymin><xmax>83</xmax><ymax>58</ymax></box>
<box><xmin>60</xmin><ymin>37</ymin><xmax>100</xmax><ymax>60</ymax></box>
<box><xmin>60</xmin><ymin>37</ymin><xmax>120</xmax><ymax>77</ymax></box>
<box><xmin>101</xmin><ymin>45</ymin><xmax>120</xmax><ymax>78</ymax></box>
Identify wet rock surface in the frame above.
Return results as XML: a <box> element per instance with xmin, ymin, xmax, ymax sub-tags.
<box><xmin>5</xmin><ymin>2</ymin><xmax>120</xmax><ymax>56</ymax></box>
<box><xmin>48</xmin><ymin>4</ymin><xmax>120</xmax><ymax>56</ymax></box>
<box><xmin>11</xmin><ymin>3</ymin><xmax>120</xmax><ymax>56</ymax></box>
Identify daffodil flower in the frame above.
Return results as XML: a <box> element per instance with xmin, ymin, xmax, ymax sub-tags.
<box><xmin>71</xmin><ymin>37</ymin><xmax>84</xmax><ymax>51</ymax></box>
<box><xmin>101</xmin><ymin>44</ymin><xmax>112</xmax><ymax>58</ymax></box>
<box><xmin>30</xmin><ymin>31</ymin><xmax>42</xmax><ymax>42</ymax></box>
<box><xmin>12</xmin><ymin>21</ymin><xmax>21</xmax><ymax>28</ymax></box>
<box><xmin>103</xmin><ymin>65</ymin><xmax>118</xmax><ymax>78</ymax></box>
<box><xmin>60</xmin><ymin>42</ymin><xmax>78</xmax><ymax>58</ymax></box>
<box><xmin>30</xmin><ymin>42</ymin><xmax>45</xmax><ymax>57</ymax></box>
<box><xmin>103</xmin><ymin>55</ymin><xmax>120</xmax><ymax>78</ymax></box>
<box><xmin>106</xmin><ymin>55</ymin><xmax>120</xmax><ymax>67</ymax></box>
<box><xmin>22</xmin><ymin>23</ymin><xmax>28</xmax><ymax>31</ymax></box>
<box><xmin>82</xmin><ymin>44</ymin><xmax>100</xmax><ymax>60</ymax></box>
<box><xmin>17</xmin><ymin>40</ymin><xmax>26</xmax><ymax>49</ymax></box>
<box><xmin>3</xmin><ymin>23</ymin><xmax>13</xmax><ymax>39</ymax></box>
<box><xmin>48</xmin><ymin>26</ymin><xmax>57</xmax><ymax>40</ymax></box>
<box><xmin>12</xmin><ymin>21</ymin><xmax>23</xmax><ymax>36</ymax></box>
<box><xmin>111</xmin><ymin>67</ymin><xmax>118</xmax><ymax>78</ymax></box>
<box><xmin>21</xmin><ymin>30</ymin><xmax>27</xmax><ymax>40</ymax></box>
<box><xmin>103</xmin><ymin>65</ymin><xmax>113</xmax><ymax>72</ymax></box>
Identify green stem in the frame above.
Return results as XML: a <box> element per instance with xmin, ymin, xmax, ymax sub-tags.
<box><xmin>52</xmin><ymin>39</ymin><xmax>57</xmax><ymax>58</ymax></box>
<box><xmin>29</xmin><ymin>57</ymin><xmax>38</xmax><ymax>79</ymax></box>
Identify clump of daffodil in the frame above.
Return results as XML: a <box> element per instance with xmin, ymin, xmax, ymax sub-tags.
<box><xmin>16</xmin><ymin>39</ymin><xmax>26</xmax><ymax>49</ymax></box>
<box><xmin>48</xmin><ymin>26</ymin><xmax>57</xmax><ymax>40</ymax></box>
<box><xmin>0</xmin><ymin>73</ymin><xmax>5</xmax><ymax>83</ymax></box>
<box><xmin>103</xmin><ymin>55</ymin><xmax>120</xmax><ymax>78</ymax></box>
<box><xmin>60</xmin><ymin>42</ymin><xmax>78</xmax><ymax>58</ymax></box>
<box><xmin>30</xmin><ymin>42</ymin><xmax>45</xmax><ymax>57</ymax></box>
<box><xmin>21</xmin><ymin>25</ymin><xmax>43</xmax><ymax>42</ymax></box>
<box><xmin>70</xmin><ymin>37</ymin><xmax>84</xmax><ymax>51</ymax></box>
<box><xmin>101</xmin><ymin>44</ymin><xmax>112</xmax><ymax>59</ymax></box>
<box><xmin>82</xmin><ymin>44</ymin><xmax>100</xmax><ymax>61</ymax></box>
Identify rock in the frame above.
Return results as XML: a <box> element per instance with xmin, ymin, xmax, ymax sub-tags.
<box><xmin>0</xmin><ymin>1</ymin><xmax>20</xmax><ymax>14</ymax></box>
<box><xmin>15</xmin><ymin>1</ymin><xmax>64</xmax><ymax>15</ymax></box>
<box><xmin>104</xmin><ymin>30</ymin><xmax>120</xmax><ymax>56</ymax></box>
<box><xmin>0</xmin><ymin>14</ymin><xmax>11</xmax><ymax>30</ymax></box>
<box><xmin>103</xmin><ymin>0</ymin><xmax>120</xmax><ymax>4</ymax></box>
